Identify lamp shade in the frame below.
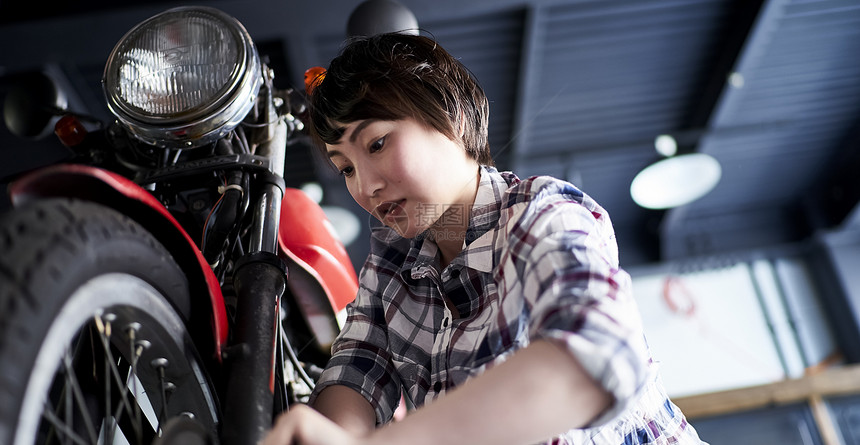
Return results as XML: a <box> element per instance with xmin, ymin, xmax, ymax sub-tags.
<box><xmin>347</xmin><ymin>0</ymin><xmax>418</xmax><ymax>37</ymax></box>
<box><xmin>630</xmin><ymin>153</ymin><xmax>721</xmax><ymax>209</ymax></box>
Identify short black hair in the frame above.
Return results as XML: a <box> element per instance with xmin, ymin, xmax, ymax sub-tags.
<box><xmin>309</xmin><ymin>33</ymin><xmax>493</xmax><ymax>166</ymax></box>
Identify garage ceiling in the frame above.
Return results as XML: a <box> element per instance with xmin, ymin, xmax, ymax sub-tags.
<box><xmin>2</xmin><ymin>0</ymin><xmax>859</xmax><ymax>267</ymax></box>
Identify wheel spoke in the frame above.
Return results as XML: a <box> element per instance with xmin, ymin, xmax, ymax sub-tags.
<box><xmin>154</xmin><ymin>360</ymin><xmax>169</xmax><ymax>433</ymax></box>
<box><xmin>128</xmin><ymin>327</ymin><xmax>145</xmax><ymax>445</ymax></box>
<box><xmin>64</xmin><ymin>367</ymin><xmax>74</xmax><ymax>445</ymax></box>
<box><xmin>98</xmin><ymin>314</ymin><xmax>156</xmax><ymax>444</ymax></box>
<box><xmin>41</xmin><ymin>401</ymin><xmax>89</xmax><ymax>445</ymax></box>
<box><xmin>94</xmin><ymin>315</ymin><xmax>138</xmax><ymax>424</ymax></box>
<box><xmin>114</xmin><ymin>396</ymin><xmax>159</xmax><ymax>445</ymax></box>
<box><xmin>103</xmin><ymin>327</ymin><xmax>114</xmax><ymax>445</ymax></box>
<box><xmin>62</xmin><ymin>349</ymin><xmax>100</xmax><ymax>444</ymax></box>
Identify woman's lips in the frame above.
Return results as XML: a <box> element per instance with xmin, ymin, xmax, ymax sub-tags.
<box><xmin>376</xmin><ymin>199</ymin><xmax>406</xmax><ymax>221</ymax></box>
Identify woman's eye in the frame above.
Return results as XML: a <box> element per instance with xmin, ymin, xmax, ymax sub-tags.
<box><xmin>339</xmin><ymin>166</ymin><xmax>354</xmax><ymax>177</ymax></box>
<box><xmin>369</xmin><ymin>136</ymin><xmax>385</xmax><ymax>153</ymax></box>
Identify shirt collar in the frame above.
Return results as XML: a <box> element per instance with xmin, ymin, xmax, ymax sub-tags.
<box><xmin>402</xmin><ymin>166</ymin><xmax>516</xmax><ymax>278</ymax></box>
<box><xmin>466</xmin><ymin>166</ymin><xmax>511</xmax><ymax>244</ymax></box>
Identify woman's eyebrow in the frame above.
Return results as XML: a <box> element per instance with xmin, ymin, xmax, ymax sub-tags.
<box><xmin>349</xmin><ymin>119</ymin><xmax>378</xmax><ymax>143</ymax></box>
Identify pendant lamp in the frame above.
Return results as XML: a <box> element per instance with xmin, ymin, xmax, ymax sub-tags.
<box><xmin>630</xmin><ymin>134</ymin><xmax>722</xmax><ymax>209</ymax></box>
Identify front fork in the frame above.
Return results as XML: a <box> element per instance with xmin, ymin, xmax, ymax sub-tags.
<box><xmin>222</xmin><ymin>247</ymin><xmax>286</xmax><ymax>445</ymax></box>
<box><xmin>221</xmin><ymin>118</ymin><xmax>290</xmax><ymax>445</ymax></box>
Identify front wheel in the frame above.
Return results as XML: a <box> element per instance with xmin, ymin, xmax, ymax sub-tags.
<box><xmin>0</xmin><ymin>199</ymin><xmax>220</xmax><ymax>445</ymax></box>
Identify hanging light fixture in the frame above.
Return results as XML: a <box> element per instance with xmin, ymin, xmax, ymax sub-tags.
<box><xmin>630</xmin><ymin>134</ymin><xmax>722</xmax><ymax>209</ymax></box>
<box><xmin>347</xmin><ymin>0</ymin><xmax>419</xmax><ymax>37</ymax></box>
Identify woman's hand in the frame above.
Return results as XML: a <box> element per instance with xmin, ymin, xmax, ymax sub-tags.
<box><xmin>261</xmin><ymin>405</ymin><xmax>367</xmax><ymax>445</ymax></box>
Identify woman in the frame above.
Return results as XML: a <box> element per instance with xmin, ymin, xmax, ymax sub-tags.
<box><xmin>263</xmin><ymin>33</ymin><xmax>706</xmax><ymax>445</ymax></box>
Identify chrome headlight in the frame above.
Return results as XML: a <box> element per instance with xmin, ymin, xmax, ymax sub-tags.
<box><xmin>103</xmin><ymin>6</ymin><xmax>261</xmax><ymax>149</ymax></box>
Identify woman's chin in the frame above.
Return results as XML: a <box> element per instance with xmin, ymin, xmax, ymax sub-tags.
<box><xmin>394</xmin><ymin>227</ymin><xmax>425</xmax><ymax>239</ymax></box>
<box><xmin>386</xmin><ymin>220</ymin><xmax>428</xmax><ymax>239</ymax></box>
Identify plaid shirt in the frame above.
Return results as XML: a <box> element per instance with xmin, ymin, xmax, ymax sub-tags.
<box><xmin>311</xmin><ymin>167</ymin><xmax>704</xmax><ymax>444</ymax></box>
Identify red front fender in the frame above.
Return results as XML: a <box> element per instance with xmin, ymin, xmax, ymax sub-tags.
<box><xmin>8</xmin><ymin>164</ymin><xmax>229</xmax><ymax>360</ymax></box>
<box><xmin>278</xmin><ymin>188</ymin><xmax>359</xmax><ymax>351</ymax></box>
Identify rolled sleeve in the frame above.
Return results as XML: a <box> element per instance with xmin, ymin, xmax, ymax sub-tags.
<box><xmin>517</xmin><ymin>199</ymin><xmax>652</xmax><ymax>426</ymax></box>
<box><xmin>309</xmin><ymin>276</ymin><xmax>402</xmax><ymax>424</ymax></box>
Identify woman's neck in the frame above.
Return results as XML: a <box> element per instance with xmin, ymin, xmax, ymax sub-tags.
<box><xmin>430</xmin><ymin>166</ymin><xmax>481</xmax><ymax>269</ymax></box>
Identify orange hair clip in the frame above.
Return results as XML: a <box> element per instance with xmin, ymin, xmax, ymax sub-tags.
<box><xmin>304</xmin><ymin>66</ymin><xmax>327</xmax><ymax>95</ymax></box>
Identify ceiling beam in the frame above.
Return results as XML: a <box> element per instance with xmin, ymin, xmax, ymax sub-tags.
<box><xmin>661</xmin><ymin>0</ymin><xmax>791</xmax><ymax>260</ymax></box>
<box><xmin>506</xmin><ymin>5</ymin><xmax>544</xmax><ymax>170</ymax></box>
<box><xmin>684</xmin><ymin>0</ymin><xmax>768</xmax><ymax>130</ymax></box>
<box><xmin>807</xmin><ymin>119</ymin><xmax>860</xmax><ymax>232</ymax></box>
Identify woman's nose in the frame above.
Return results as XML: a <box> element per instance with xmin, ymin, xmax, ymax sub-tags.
<box><xmin>356</xmin><ymin>165</ymin><xmax>384</xmax><ymax>198</ymax></box>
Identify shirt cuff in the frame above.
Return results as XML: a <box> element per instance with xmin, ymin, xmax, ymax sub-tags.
<box><xmin>309</xmin><ymin>363</ymin><xmax>400</xmax><ymax>425</ymax></box>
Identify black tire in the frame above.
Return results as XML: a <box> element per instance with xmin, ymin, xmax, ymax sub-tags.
<box><xmin>0</xmin><ymin>198</ymin><xmax>220</xmax><ymax>445</ymax></box>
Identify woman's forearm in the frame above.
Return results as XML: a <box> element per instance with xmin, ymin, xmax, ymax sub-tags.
<box><xmin>369</xmin><ymin>339</ymin><xmax>612</xmax><ymax>445</ymax></box>
<box><xmin>312</xmin><ymin>384</ymin><xmax>376</xmax><ymax>436</ymax></box>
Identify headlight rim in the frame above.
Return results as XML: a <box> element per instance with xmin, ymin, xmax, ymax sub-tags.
<box><xmin>102</xmin><ymin>6</ymin><xmax>262</xmax><ymax>149</ymax></box>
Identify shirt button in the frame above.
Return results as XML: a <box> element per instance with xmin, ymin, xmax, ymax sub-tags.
<box><xmin>443</xmin><ymin>318</ymin><xmax>449</xmax><ymax>328</ymax></box>
<box><xmin>434</xmin><ymin>381</ymin><xmax>443</xmax><ymax>392</ymax></box>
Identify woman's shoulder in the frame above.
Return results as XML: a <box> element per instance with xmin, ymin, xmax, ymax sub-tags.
<box><xmin>492</xmin><ymin>172</ymin><xmax>621</xmax><ymax>267</ymax></box>
<box><xmin>496</xmin><ymin>172</ymin><xmax>612</xmax><ymax>238</ymax></box>
<box><xmin>499</xmin><ymin>173</ymin><xmax>597</xmax><ymax>218</ymax></box>
<box><xmin>503</xmin><ymin>173</ymin><xmax>584</xmax><ymax>204</ymax></box>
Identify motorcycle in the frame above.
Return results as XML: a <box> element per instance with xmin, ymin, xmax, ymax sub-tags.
<box><xmin>0</xmin><ymin>6</ymin><xmax>358</xmax><ymax>445</ymax></box>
